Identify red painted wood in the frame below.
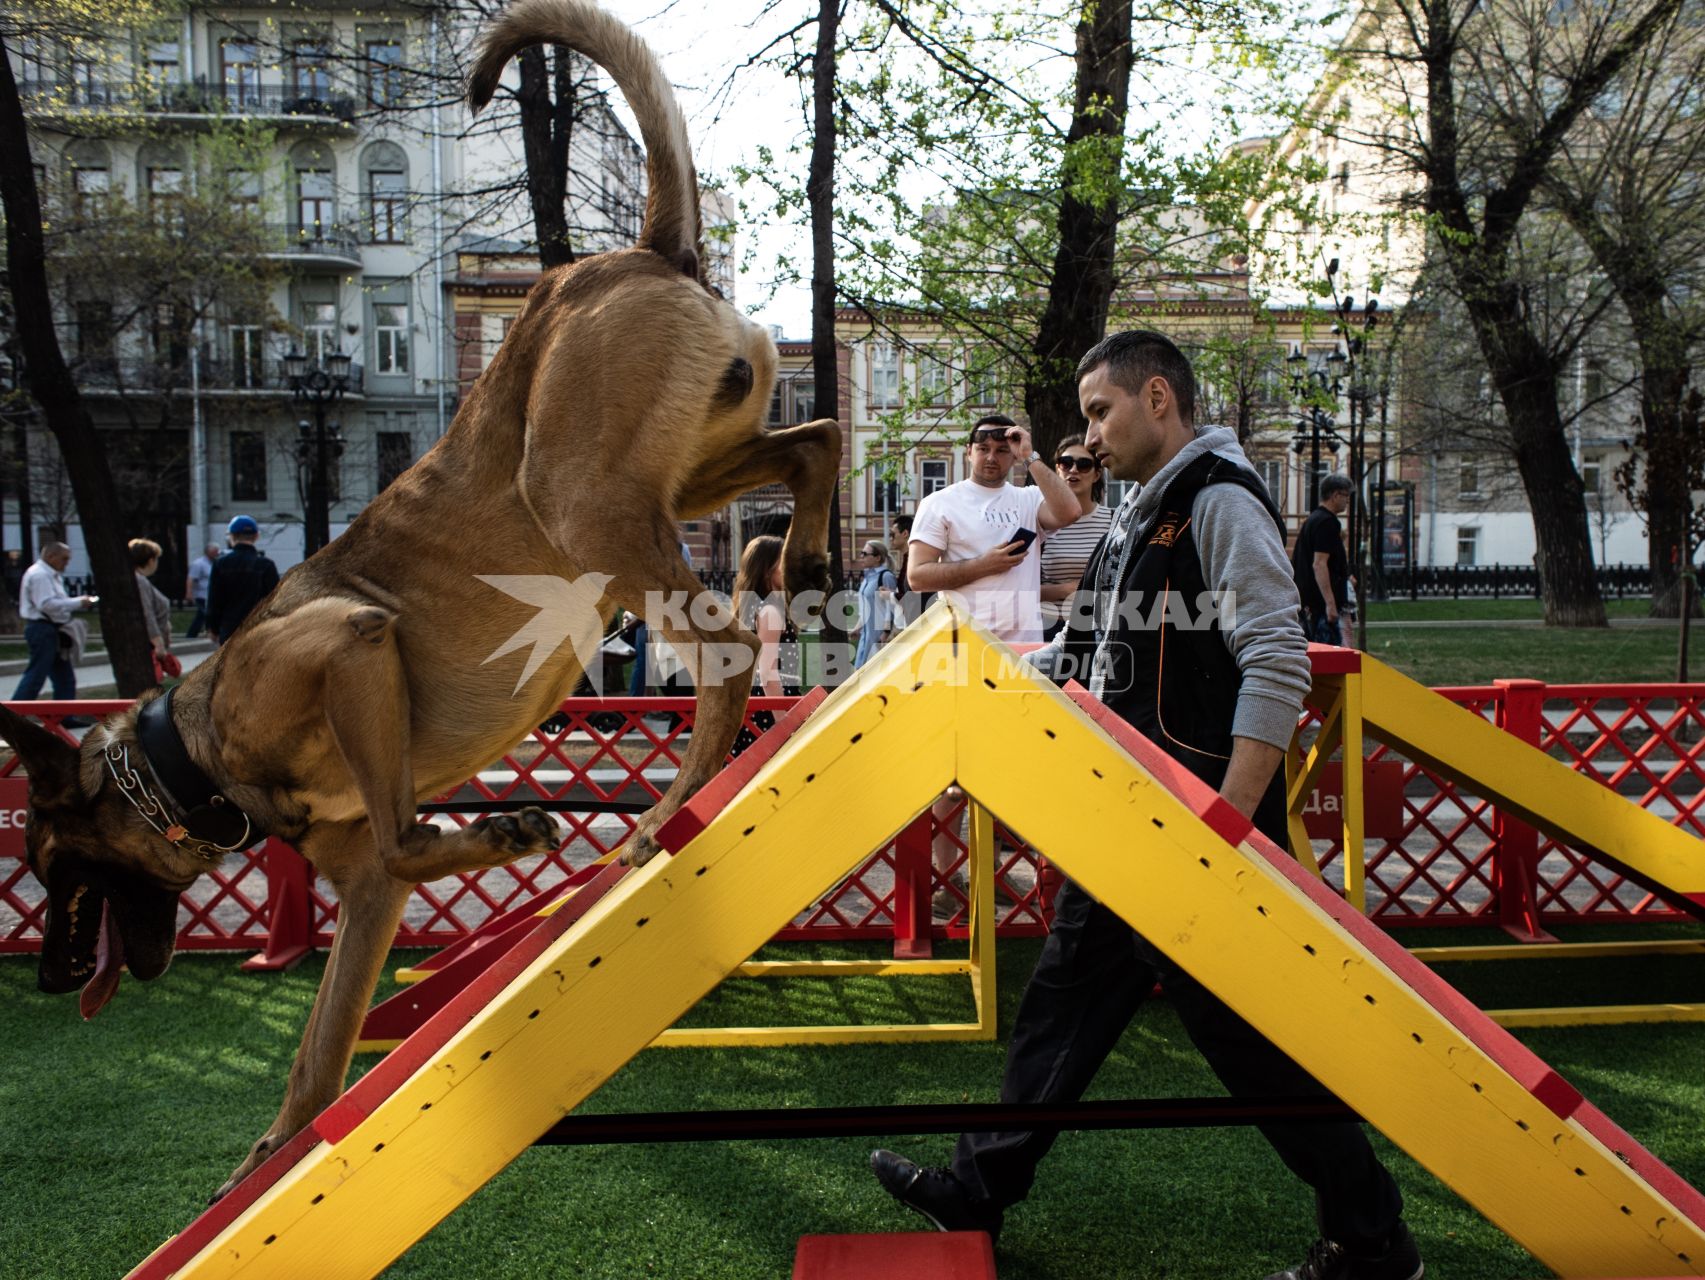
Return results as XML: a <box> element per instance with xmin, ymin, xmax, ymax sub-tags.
<box><xmin>1307</xmin><ymin>644</ymin><xmax>1363</xmax><ymax>674</ymax></box>
<box><xmin>792</xmin><ymin>1232</ymin><xmax>997</xmax><ymax>1279</ymax></box>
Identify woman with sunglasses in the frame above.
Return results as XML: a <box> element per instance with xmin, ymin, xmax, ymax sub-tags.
<box><xmin>1038</xmin><ymin>434</ymin><xmax>1115</xmax><ymax>640</ymax></box>
<box><xmin>853</xmin><ymin>539</ymin><xmax>901</xmax><ymax>667</ymax></box>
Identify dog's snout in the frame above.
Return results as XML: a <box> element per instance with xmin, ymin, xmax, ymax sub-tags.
<box><xmin>715</xmin><ymin>357</ymin><xmax>754</xmax><ymax>408</ymax></box>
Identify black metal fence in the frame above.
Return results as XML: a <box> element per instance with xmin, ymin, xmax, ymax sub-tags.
<box><xmin>1378</xmin><ymin>563</ymin><xmax>1652</xmax><ymax>600</ymax></box>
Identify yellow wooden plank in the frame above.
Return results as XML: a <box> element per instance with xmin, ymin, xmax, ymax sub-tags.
<box><xmin>652</xmin><ymin>1022</ymin><xmax>992</xmax><ymax>1048</ymax></box>
<box><xmin>730</xmin><ymin>959</ymin><xmax>973</xmax><ymax>978</ymax></box>
<box><xmin>1340</xmin><ymin>670</ymin><xmax>1366</xmax><ymax>913</ymax></box>
<box><xmin>1486</xmin><ymin>1003</ymin><xmax>1705</xmax><ymax>1028</ymax></box>
<box><xmin>141</xmin><ymin>606</ymin><xmax>1705</xmax><ymax>1280</ymax></box>
<box><xmin>153</xmin><ymin>616</ymin><xmax>970</xmax><ymax>1280</ymax></box>
<box><xmin>1358</xmin><ymin>656</ymin><xmax>1705</xmax><ymax>903</ymax></box>
<box><xmin>948</xmin><ymin>622</ymin><xmax>1705</xmax><ymax>1277</ymax></box>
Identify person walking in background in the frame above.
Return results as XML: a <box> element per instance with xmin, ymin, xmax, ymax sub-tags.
<box><xmin>130</xmin><ymin>538</ymin><xmax>179</xmax><ymax>680</ymax></box>
<box><xmin>854</xmin><ymin>539</ymin><xmax>900</xmax><ymax>668</ymax></box>
<box><xmin>206</xmin><ymin>516</ymin><xmax>279</xmax><ymax>645</ymax></box>
<box><xmin>12</xmin><ymin>541</ymin><xmax>96</xmax><ymax>703</ymax></box>
<box><xmin>889</xmin><ymin>513</ymin><xmax>915</xmax><ymax>601</ymax></box>
<box><xmin>1292</xmin><ymin>473</ymin><xmax>1352</xmax><ymax>646</ymax></box>
<box><xmin>1038</xmin><ymin>434</ymin><xmax>1114</xmax><ymax>641</ymax></box>
<box><xmin>184</xmin><ymin>543</ymin><xmax>219</xmax><ymax>638</ymax></box>
<box><xmin>870</xmin><ymin>330</ymin><xmax>1419</xmax><ymax>1280</ymax></box>
<box><xmin>730</xmin><ymin>534</ymin><xmax>799</xmax><ymax>755</ymax></box>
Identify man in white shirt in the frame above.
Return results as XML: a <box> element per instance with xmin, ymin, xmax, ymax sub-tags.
<box><xmin>908</xmin><ymin>415</ymin><xmax>1080</xmax><ymax>644</ymax></box>
<box><xmin>909</xmin><ymin>415</ymin><xmax>1080</xmax><ymax>916</ymax></box>
<box><xmin>13</xmin><ymin>541</ymin><xmax>97</xmax><ymax>701</ymax></box>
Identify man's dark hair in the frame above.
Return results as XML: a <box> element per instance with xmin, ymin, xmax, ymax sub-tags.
<box><xmin>968</xmin><ymin>412</ymin><xmax>1017</xmax><ymax>443</ymax></box>
<box><xmin>1320</xmin><ymin>472</ymin><xmax>1353</xmax><ymax>500</ymax></box>
<box><xmin>891</xmin><ymin>512</ymin><xmax>914</xmax><ymax>532</ymax></box>
<box><xmin>1076</xmin><ymin>330</ymin><xmax>1196</xmax><ymax>424</ymax></box>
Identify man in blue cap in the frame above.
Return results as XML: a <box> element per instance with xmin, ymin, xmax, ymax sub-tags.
<box><xmin>205</xmin><ymin>515</ymin><xmax>279</xmax><ymax>645</ymax></box>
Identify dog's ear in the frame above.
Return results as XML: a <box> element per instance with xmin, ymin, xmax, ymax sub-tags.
<box><xmin>0</xmin><ymin>702</ymin><xmax>83</xmax><ymax>808</ymax></box>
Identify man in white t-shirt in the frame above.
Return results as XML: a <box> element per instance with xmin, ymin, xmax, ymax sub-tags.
<box><xmin>908</xmin><ymin>415</ymin><xmax>1080</xmax><ymax>645</ymax></box>
<box><xmin>910</xmin><ymin>414</ymin><xmax>1080</xmax><ymax>917</ymax></box>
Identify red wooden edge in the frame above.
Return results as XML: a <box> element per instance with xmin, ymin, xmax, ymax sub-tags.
<box><xmin>1062</xmin><ymin>686</ymin><xmax>1590</xmax><ymax>1122</ymax></box>
<box><xmin>656</xmin><ymin>687</ymin><xmax>828</xmax><ymax>852</ymax></box>
<box><xmin>792</xmin><ymin>1232</ymin><xmax>997</xmax><ymax>1280</ymax></box>
<box><xmin>1307</xmin><ymin>643</ymin><xmax>1362</xmax><ymax>675</ymax></box>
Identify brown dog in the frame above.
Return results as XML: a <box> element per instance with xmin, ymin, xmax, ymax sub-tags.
<box><xmin>1</xmin><ymin>0</ymin><xmax>839</xmax><ymax>1199</ymax></box>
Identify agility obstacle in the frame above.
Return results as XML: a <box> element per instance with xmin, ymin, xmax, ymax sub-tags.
<box><xmin>127</xmin><ymin>605</ymin><xmax>1705</xmax><ymax>1279</ymax></box>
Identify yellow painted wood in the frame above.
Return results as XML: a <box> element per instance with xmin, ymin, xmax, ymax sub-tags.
<box><xmin>652</xmin><ymin>1023</ymin><xmax>997</xmax><ymax>1048</ymax></box>
<box><xmin>392</xmin><ymin>968</ymin><xmax>429</xmax><ymax>985</ymax></box>
<box><xmin>1485</xmin><ymin>1003</ymin><xmax>1705</xmax><ymax>1028</ymax></box>
<box><xmin>1284</xmin><ymin>737</ymin><xmax>1323</xmax><ymax>877</ymax></box>
<box><xmin>1357</xmin><ymin>656</ymin><xmax>1705</xmax><ymax>900</ymax></box>
<box><xmin>966</xmin><ymin>799</ymin><xmax>998</xmax><ymax>1039</ymax></box>
<box><xmin>1409</xmin><ymin>939</ymin><xmax>1705</xmax><ymax>963</ymax></box>
<box><xmin>143</xmin><ymin>606</ymin><xmax>1705</xmax><ymax>1280</ymax></box>
<box><xmin>1340</xmin><ymin>672</ymin><xmax>1366</xmax><ymax>914</ymax></box>
<box><xmin>148</xmin><ymin>615</ymin><xmax>970</xmax><ymax>1280</ymax></box>
<box><xmin>949</xmin><ymin>622</ymin><xmax>1705</xmax><ymax>1277</ymax></box>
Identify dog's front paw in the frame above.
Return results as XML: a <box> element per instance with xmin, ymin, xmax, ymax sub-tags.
<box><xmin>784</xmin><ymin>551</ymin><xmax>832</xmax><ymax>605</ymax></box>
<box><xmin>469</xmin><ymin>807</ymin><xmax>562</xmax><ymax>861</ymax></box>
<box><xmin>621</xmin><ymin>830</ymin><xmax>664</xmax><ymax>868</ymax></box>
<box><xmin>214</xmin><ymin>1131</ymin><xmax>285</xmax><ymax>1203</ymax></box>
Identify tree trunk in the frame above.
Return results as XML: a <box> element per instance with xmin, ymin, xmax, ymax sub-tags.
<box><xmin>1487</xmin><ymin>330</ymin><xmax>1607</xmax><ymax>626</ymax></box>
<box><xmin>0</xmin><ymin>37</ymin><xmax>155</xmax><ymax>695</ymax></box>
<box><xmin>808</xmin><ymin>0</ymin><xmax>845</xmax><ymax>594</ymax></box>
<box><xmin>518</xmin><ymin>46</ymin><xmax>575</xmax><ymax>270</ymax></box>
<box><xmin>1640</xmin><ymin>360</ymin><xmax>1692</xmax><ymax>615</ymax></box>
<box><xmin>1022</xmin><ymin>0</ymin><xmax>1132</xmax><ymax>464</ymax></box>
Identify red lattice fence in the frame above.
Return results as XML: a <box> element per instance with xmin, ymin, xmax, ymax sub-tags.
<box><xmin>4</xmin><ymin>683</ymin><xmax>1702</xmax><ymax>962</ymax></box>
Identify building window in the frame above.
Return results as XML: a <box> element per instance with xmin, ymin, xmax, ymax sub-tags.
<box><xmin>1582</xmin><ymin>455</ymin><xmax>1603</xmax><ymax>494</ymax></box>
<box><xmin>68</xmin><ymin>56</ymin><xmax>109</xmax><ymax>105</ymax></box>
<box><xmin>230</xmin><ymin>431</ymin><xmax>267</xmax><ymax>501</ymax></box>
<box><xmin>75</xmin><ymin>301</ymin><xmax>115</xmax><ymax>366</ymax></box>
<box><xmin>296</xmin><ymin>169</ymin><xmax>335</xmax><ymax>235</ymax></box>
<box><xmin>366</xmin><ymin>40</ymin><xmax>404</xmax><ymax>106</ymax></box>
<box><xmin>368</xmin><ymin>171</ymin><xmax>406</xmax><ymax>243</ymax></box>
<box><xmin>920</xmin><ymin>458</ymin><xmax>949</xmax><ymax>498</ymax></box>
<box><xmin>291</xmin><ymin>38</ymin><xmax>331</xmax><ymax>101</ymax></box>
<box><xmin>374</xmin><ymin>302</ymin><xmax>409</xmax><ymax>374</ymax></box>
<box><xmin>301</xmin><ymin>301</ymin><xmax>338</xmax><ymax>364</ymax></box>
<box><xmin>229</xmin><ymin>324</ymin><xmax>266</xmax><ymax>389</ymax></box>
<box><xmin>917</xmin><ymin>348</ymin><xmax>955</xmax><ymax>406</ymax></box>
<box><xmin>873</xmin><ymin>471</ymin><xmax>900</xmax><ymax>517</ymax></box>
<box><xmin>227</xmin><ymin>169</ymin><xmax>261</xmax><ymax>218</ymax></box>
<box><xmin>71</xmin><ymin>165</ymin><xmax>109</xmax><ymax>215</ymax></box>
<box><xmin>146</xmin><ymin>33</ymin><xmax>180</xmax><ymax>104</ymax></box>
<box><xmin>147</xmin><ymin>166</ymin><xmax>183</xmax><ymax>224</ymax></box>
<box><xmin>220</xmin><ymin>37</ymin><xmax>259</xmax><ymax>108</ymax></box>
<box><xmin>1459</xmin><ymin>460</ymin><xmax>1479</xmax><ymax>497</ymax></box>
<box><xmin>870</xmin><ymin>343</ymin><xmax>901</xmax><ymax>409</ymax></box>
<box><xmin>377</xmin><ymin>431</ymin><xmax>413</xmax><ymax>491</ymax></box>
<box><xmin>968</xmin><ymin>350</ymin><xmax>1000</xmax><ymax>406</ymax></box>
<box><xmin>1456</xmin><ymin>526</ymin><xmax>1479</xmax><ymax>567</ymax></box>
<box><xmin>151</xmin><ymin>301</ymin><xmax>188</xmax><ymax>367</ymax></box>
<box><xmin>1583</xmin><ymin>358</ymin><xmax>1607</xmax><ymax>404</ymax></box>
<box><xmin>1255</xmin><ymin>457</ymin><xmax>1285</xmax><ymax>511</ymax></box>
<box><xmin>794</xmin><ymin>378</ymin><xmax>815</xmax><ymax>422</ymax></box>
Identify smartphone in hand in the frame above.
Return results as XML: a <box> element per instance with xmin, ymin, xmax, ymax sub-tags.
<box><xmin>1006</xmin><ymin>527</ymin><xmax>1038</xmax><ymax>555</ymax></box>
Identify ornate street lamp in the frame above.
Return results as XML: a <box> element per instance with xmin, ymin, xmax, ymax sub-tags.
<box><xmin>285</xmin><ymin>346</ymin><xmax>350</xmax><ymax>557</ymax></box>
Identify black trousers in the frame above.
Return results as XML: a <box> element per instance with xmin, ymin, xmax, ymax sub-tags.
<box><xmin>951</xmin><ymin>878</ymin><xmax>1404</xmax><ymax>1247</ymax></box>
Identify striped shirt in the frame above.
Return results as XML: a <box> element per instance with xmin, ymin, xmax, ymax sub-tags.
<box><xmin>1039</xmin><ymin>504</ymin><xmax>1114</xmax><ymax>625</ymax></box>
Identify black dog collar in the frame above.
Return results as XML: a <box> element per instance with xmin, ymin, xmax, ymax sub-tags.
<box><xmin>128</xmin><ymin>688</ymin><xmax>264</xmax><ymax>855</ymax></box>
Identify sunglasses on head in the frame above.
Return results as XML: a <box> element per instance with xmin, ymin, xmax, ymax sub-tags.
<box><xmin>1055</xmin><ymin>455</ymin><xmax>1098</xmax><ymax>473</ymax></box>
<box><xmin>971</xmin><ymin>427</ymin><xmax>1015</xmax><ymax>445</ymax></box>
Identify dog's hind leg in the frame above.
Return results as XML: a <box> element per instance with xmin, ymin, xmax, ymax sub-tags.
<box><xmin>677</xmin><ymin>419</ymin><xmax>842</xmax><ymax>601</ymax></box>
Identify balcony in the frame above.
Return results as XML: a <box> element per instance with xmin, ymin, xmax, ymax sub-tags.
<box><xmin>265</xmin><ymin>221</ymin><xmax>364</xmax><ymax>270</ymax></box>
<box><xmin>18</xmin><ymin>78</ymin><xmax>357</xmax><ymax>125</ymax></box>
<box><xmin>73</xmin><ymin>354</ymin><xmax>364</xmax><ymax>397</ymax></box>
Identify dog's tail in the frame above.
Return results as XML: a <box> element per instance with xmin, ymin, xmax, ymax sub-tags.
<box><xmin>468</xmin><ymin>0</ymin><xmax>701</xmax><ymax>280</ymax></box>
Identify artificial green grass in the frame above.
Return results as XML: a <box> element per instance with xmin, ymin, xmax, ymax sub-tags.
<box><xmin>2</xmin><ymin>928</ymin><xmax>1701</xmax><ymax>1279</ymax></box>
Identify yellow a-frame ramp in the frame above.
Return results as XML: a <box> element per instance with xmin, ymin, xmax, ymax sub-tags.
<box><xmin>129</xmin><ymin>607</ymin><xmax>1705</xmax><ymax>1279</ymax></box>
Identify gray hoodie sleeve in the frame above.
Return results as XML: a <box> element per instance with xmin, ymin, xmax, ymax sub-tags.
<box><xmin>1191</xmin><ymin>484</ymin><xmax>1311</xmax><ymax>751</ymax></box>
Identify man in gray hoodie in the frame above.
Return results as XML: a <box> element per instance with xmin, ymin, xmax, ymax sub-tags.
<box><xmin>870</xmin><ymin>331</ymin><xmax>1422</xmax><ymax>1280</ymax></box>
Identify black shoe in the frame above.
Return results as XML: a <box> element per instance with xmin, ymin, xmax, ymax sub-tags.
<box><xmin>869</xmin><ymin>1149</ymin><xmax>1003</xmax><ymax>1240</ymax></box>
<box><xmin>1264</xmin><ymin>1221</ymin><xmax>1423</xmax><ymax>1280</ymax></box>
<box><xmin>59</xmin><ymin>716</ymin><xmax>95</xmax><ymax>730</ymax></box>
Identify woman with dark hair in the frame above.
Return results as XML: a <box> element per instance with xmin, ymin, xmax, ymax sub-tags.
<box><xmin>730</xmin><ymin>534</ymin><xmax>799</xmax><ymax>755</ymax></box>
<box><xmin>129</xmin><ymin>537</ymin><xmax>180</xmax><ymax>680</ymax></box>
<box><xmin>1038</xmin><ymin>433</ymin><xmax>1115</xmax><ymax>640</ymax></box>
